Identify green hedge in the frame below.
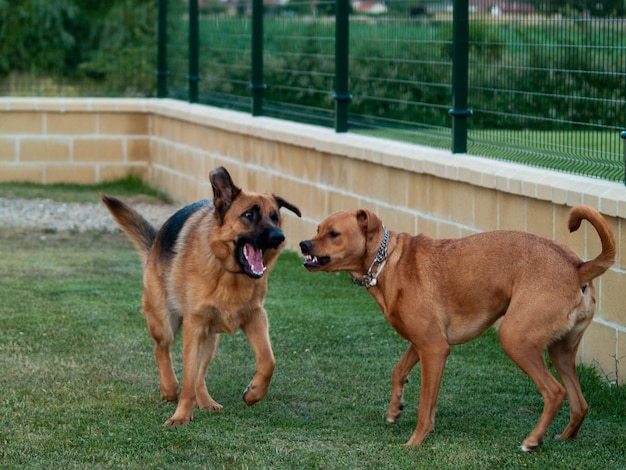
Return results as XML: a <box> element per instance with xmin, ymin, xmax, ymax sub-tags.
<box><xmin>0</xmin><ymin>0</ymin><xmax>156</xmax><ymax>96</ymax></box>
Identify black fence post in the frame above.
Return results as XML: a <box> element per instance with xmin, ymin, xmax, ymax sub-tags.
<box><xmin>333</xmin><ymin>0</ymin><xmax>350</xmax><ymax>133</ymax></box>
<box><xmin>250</xmin><ymin>0</ymin><xmax>265</xmax><ymax>116</ymax></box>
<box><xmin>449</xmin><ymin>0</ymin><xmax>472</xmax><ymax>153</ymax></box>
<box><xmin>156</xmin><ymin>0</ymin><xmax>168</xmax><ymax>98</ymax></box>
<box><xmin>621</xmin><ymin>131</ymin><xmax>626</xmax><ymax>184</ymax></box>
<box><xmin>188</xmin><ymin>0</ymin><xmax>199</xmax><ymax>103</ymax></box>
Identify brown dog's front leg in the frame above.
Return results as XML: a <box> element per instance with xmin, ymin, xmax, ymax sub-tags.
<box><xmin>405</xmin><ymin>345</ymin><xmax>450</xmax><ymax>446</ymax></box>
<box><xmin>241</xmin><ymin>310</ymin><xmax>276</xmax><ymax>406</ymax></box>
<box><xmin>387</xmin><ymin>345</ymin><xmax>420</xmax><ymax>424</ymax></box>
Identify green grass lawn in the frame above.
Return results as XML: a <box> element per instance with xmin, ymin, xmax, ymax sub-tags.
<box><xmin>0</xmin><ymin>176</ymin><xmax>171</xmax><ymax>204</ymax></box>
<box><xmin>2</xmin><ymin>234</ymin><xmax>625</xmax><ymax>469</ymax></box>
<box><xmin>0</xmin><ymin>182</ymin><xmax>625</xmax><ymax>468</ymax></box>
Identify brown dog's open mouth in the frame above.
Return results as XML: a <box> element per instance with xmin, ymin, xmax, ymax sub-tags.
<box><xmin>239</xmin><ymin>243</ymin><xmax>266</xmax><ymax>278</ymax></box>
<box><xmin>303</xmin><ymin>254</ymin><xmax>330</xmax><ymax>270</ymax></box>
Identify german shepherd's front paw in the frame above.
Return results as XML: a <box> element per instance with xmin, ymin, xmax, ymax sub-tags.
<box><xmin>160</xmin><ymin>386</ymin><xmax>179</xmax><ymax>402</ymax></box>
<box><xmin>197</xmin><ymin>394</ymin><xmax>223</xmax><ymax>412</ymax></box>
<box><xmin>163</xmin><ymin>414</ymin><xmax>192</xmax><ymax>426</ymax></box>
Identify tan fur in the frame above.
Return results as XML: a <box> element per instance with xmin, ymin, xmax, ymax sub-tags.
<box><xmin>300</xmin><ymin>205</ymin><xmax>615</xmax><ymax>451</ymax></box>
<box><xmin>102</xmin><ymin>167</ymin><xmax>300</xmax><ymax>426</ymax></box>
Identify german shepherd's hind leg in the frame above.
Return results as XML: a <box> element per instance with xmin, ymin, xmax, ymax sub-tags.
<box><xmin>143</xmin><ymin>292</ymin><xmax>180</xmax><ymax>402</ymax></box>
<box><xmin>154</xmin><ymin>343</ymin><xmax>179</xmax><ymax>401</ymax></box>
<box><xmin>241</xmin><ymin>310</ymin><xmax>276</xmax><ymax>406</ymax></box>
<box><xmin>195</xmin><ymin>332</ymin><xmax>224</xmax><ymax>411</ymax></box>
<box><xmin>387</xmin><ymin>345</ymin><xmax>420</xmax><ymax>425</ymax></box>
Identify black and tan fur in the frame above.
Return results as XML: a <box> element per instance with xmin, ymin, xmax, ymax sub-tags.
<box><xmin>102</xmin><ymin>166</ymin><xmax>301</xmax><ymax>426</ymax></box>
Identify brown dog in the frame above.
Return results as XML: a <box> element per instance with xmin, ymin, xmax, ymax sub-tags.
<box><xmin>102</xmin><ymin>166</ymin><xmax>301</xmax><ymax>426</ymax></box>
<box><xmin>300</xmin><ymin>205</ymin><xmax>615</xmax><ymax>451</ymax></box>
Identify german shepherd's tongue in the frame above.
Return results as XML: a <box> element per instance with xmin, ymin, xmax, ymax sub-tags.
<box><xmin>244</xmin><ymin>243</ymin><xmax>266</xmax><ymax>276</ymax></box>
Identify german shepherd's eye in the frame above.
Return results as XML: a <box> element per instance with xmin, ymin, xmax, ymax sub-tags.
<box><xmin>241</xmin><ymin>206</ymin><xmax>259</xmax><ymax>222</ymax></box>
<box><xmin>270</xmin><ymin>211</ymin><xmax>279</xmax><ymax>223</ymax></box>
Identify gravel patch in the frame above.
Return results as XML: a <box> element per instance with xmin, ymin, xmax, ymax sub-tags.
<box><xmin>0</xmin><ymin>197</ymin><xmax>180</xmax><ymax>233</ymax></box>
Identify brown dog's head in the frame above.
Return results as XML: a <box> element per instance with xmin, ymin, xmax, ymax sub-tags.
<box><xmin>209</xmin><ymin>166</ymin><xmax>301</xmax><ymax>278</ymax></box>
<box><xmin>300</xmin><ymin>209</ymin><xmax>383</xmax><ymax>275</ymax></box>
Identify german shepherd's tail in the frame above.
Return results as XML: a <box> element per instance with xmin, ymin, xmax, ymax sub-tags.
<box><xmin>101</xmin><ymin>194</ymin><xmax>157</xmax><ymax>262</ymax></box>
<box><xmin>568</xmin><ymin>205</ymin><xmax>616</xmax><ymax>284</ymax></box>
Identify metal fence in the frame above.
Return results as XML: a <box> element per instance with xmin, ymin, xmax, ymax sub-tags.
<box><xmin>156</xmin><ymin>0</ymin><xmax>626</xmax><ymax>182</ymax></box>
<box><xmin>1</xmin><ymin>0</ymin><xmax>625</xmax><ymax>182</ymax></box>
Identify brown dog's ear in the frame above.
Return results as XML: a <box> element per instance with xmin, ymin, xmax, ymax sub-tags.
<box><xmin>274</xmin><ymin>195</ymin><xmax>302</xmax><ymax>218</ymax></box>
<box><xmin>210</xmin><ymin>166</ymin><xmax>242</xmax><ymax>222</ymax></box>
<box><xmin>356</xmin><ymin>209</ymin><xmax>383</xmax><ymax>241</ymax></box>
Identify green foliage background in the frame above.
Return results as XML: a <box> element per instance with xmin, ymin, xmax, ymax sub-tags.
<box><xmin>0</xmin><ymin>0</ymin><xmax>156</xmax><ymax>96</ymax></box>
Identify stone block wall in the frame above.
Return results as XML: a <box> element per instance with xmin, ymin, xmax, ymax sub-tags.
<box><xmin>1</xmin><ymin>97</ymin><xmax>624</xmax><ymax>383</ymax></box>
<box><xmin>0</xmin><ymin>98</ymin><xmax>150</xmax><ymax>183</ymax></box>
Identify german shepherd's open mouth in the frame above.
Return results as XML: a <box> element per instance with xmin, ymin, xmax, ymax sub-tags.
<box><xmin>238</xmin><ymin>242</ymin><xmax>267</xmax><ymax>278</ymax></box>
<box><xmin>236</xmin><ymin>223</ymin><xmax>287</xmax><ymax>278</ymax></box>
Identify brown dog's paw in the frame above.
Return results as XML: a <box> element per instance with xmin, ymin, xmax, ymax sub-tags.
<box><xmin>242</xmin><ymin>383</ymin><xmax>267</xmax><ymax>406</ymax></box>
<box><xmin>386</xmin><ymin>410</ymin><xmax>402</xmax><ymax>424</ymax></box>
<box><xmin>386</xmin><ymin>400</ymin><xmax>405</xmax><ymax>424</ymax></box>
<box><xmin>242</xmin><ymin>384</ymin><xmax>257</xmax><ymax>406</ymax></box>
<box><xmin>520</xmin><ymin>438</ymin><xmax>543</xmax><ymax>453</ymax></box>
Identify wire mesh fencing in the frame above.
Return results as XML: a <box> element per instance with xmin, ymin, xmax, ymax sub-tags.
<box><xmin>466</xmin><ymin>13</ymin><xmax>626</xmax><ymax>181</ymax></box>
<box><xmin>160</xmin><ymin>0</ymin><xmax>626</xmax><ymax>182</ymax></box>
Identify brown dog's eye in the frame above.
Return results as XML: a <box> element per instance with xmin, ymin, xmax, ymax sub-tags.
<box><xmin>329</xmin><ymin>231</ymin><xmax>340</xmax><ymax>239</ymax></box>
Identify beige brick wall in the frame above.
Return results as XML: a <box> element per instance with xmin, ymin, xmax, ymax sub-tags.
<box><xmin>0</xmin><ymin>98</ymin><xmax>150</xmax><ymax>183</ymax></box>
<box><xmin>1</xmin><ymin>97</ymin><xmax>625</xmax><ymax>384</ymax></box>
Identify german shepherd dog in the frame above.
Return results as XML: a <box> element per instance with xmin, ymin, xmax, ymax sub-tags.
<box><xmin>102</xmin><ymin>166</ymin><xmax>301</xmax><ymax>426</ymax></box>
<box><xmin>300</xmin><ymin>205</ymin><xmax>615</xmax><ymax>451</ymax></box>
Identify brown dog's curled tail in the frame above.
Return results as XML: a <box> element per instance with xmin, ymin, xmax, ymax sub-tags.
<box><xmin>101</xmin><ymin>194</ymin><xmax>157</xmax><ymax>262</ymax></box>
<box><xmin>568</xmin><ymin>205</ymin><xmax>616</xmax><ymax>284</ymax></box>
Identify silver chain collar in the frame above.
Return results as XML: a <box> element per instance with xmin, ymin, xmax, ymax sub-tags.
<box><xmin>351</xmin><ymin>227</ymin><xmax>389</xmax><ymax>289</ymax></box>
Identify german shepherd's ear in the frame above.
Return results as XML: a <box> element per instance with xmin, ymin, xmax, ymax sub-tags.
<box><xmin>356</xmin><ymin>209</ymin><xmax>382</xmax><ymax>241</ymax></box>
<box><xmin>210</xmin><ymin>166</ymin><xmax>242</xmax><ymax>223</ymax></box>
<box><xmin>274</xmin><ymin>195</ymin><xmax>302</xmax><ymax>218</ymax></box>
